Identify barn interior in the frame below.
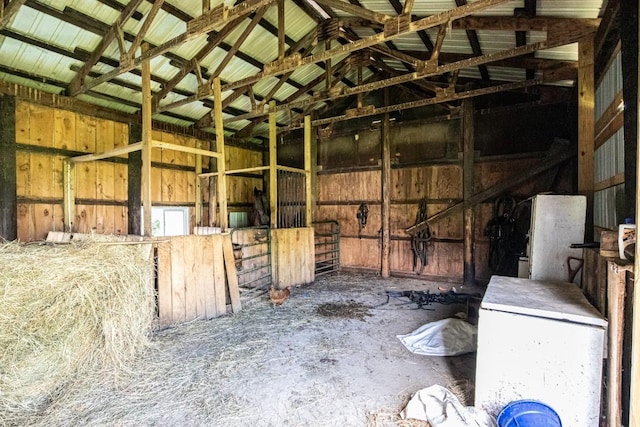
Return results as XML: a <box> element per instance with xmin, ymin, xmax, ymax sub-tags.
<box><xmin>0</xmin><ymin>0</ymin><xmax>638</xmax><ymax>425</ymax></box>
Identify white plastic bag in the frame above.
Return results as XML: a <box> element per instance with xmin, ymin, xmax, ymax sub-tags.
<box><xmin>397</xmin><ymin>318</ymin><xmax>477</xmax><ymax>356</ymax></box>
<box><xmin>401</xmin><ymin>385</ymin><xmax>497</xmax><ymax>427</ymax></box>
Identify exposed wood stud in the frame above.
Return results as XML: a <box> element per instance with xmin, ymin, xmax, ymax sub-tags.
<box><xmin>577</xmin><ymin>35</ymin><xmax>594</xmax><ymax>241</ymax></box>
<box><xmin>127</xmin><ymin>122</ymin><xmax>142</xmax><ymax>235</ymax></box>
<box><xmin>462</xmin><ymin>95</ymin><xmax>475</xmax><ymax>286</ymax></box>
<box><xmin>141</xmin><ymin>42</ymin><xmax>153</xmax><ymax>237</ymax></box>
<box><xmin>269</xmin><ymin>101</ymin><xmax>278</xmax><ymax>228</ymax></box>
<box><xmin>381</xmin><ymin>88</ymin><xmax>391</xmax><ymax>278</ymax></box>
<box><xmin>213</xmin><ymin>78</ymin><xmax>228</xmax><ymax>230</ymax></box>
<box><xmin>304</xmin><ymin>115</ymin><xmax>312</xmax><ymax>227</ymax></box>
<box><xmin>62</xmin><ymin>160</ymin><xmax>75</xmax><ymax>233</ymax></box>
<box><xmin>0</xmin><ymin>95</ymin><xmax>17</xmax><ymax>240</ymax></box>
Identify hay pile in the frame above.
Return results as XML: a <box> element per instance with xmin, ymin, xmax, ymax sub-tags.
<box><xmin>0</xmin><ymin>239</ymin><xmax>155</xmax><ymax>424</ymax></box>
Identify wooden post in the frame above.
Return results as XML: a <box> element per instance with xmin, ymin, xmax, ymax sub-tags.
<box><xmin>578</xmin><ymin>35</ymin><xmax>595</xmax><ymax>241</ymax></box>
<box><xmin>277</xmin><ymin>0</ymin><xmax>285</xmax><ymax>60</ymax></box>
<box><xmin>141</xmin><ymin>43</ymin><xmax>153</xmax><ymax>236</ymax></box>
<box><xmin>0</xmin><ymin>95</ymin><xmax>17</xmax><ymax>240</ymax></box>
<box><xmin>381</xmin><ymin>89</ymin><xmax>391</xmax><ymax>278</ymax></box>
<box><xmin>195</xmin><ymin>151</ymin><xmax>202</xmax><ymax>227</ymax></box>
<box><xmin>62</xmin><ymin>159</ymin><xmax>75</xmax><ymax>233</ymax></box>
<box><xmin>213</xmin><ymin>77</ymin><xmax>228</xmax><ymax>230</ymax></box>
<box><xmin>608</xmin><ymin>261</ymin><xmax>630</xmax><ymax>427</ymax></box>
<box><xmin>304</xmin><ymin>115</ymin><xmax>312</xmax><ymax>227</ymax></box>
<box><xmin>128</xmin><ymin>122</ymin><xmax>142</xmax><ymax>235</ymax></box>
<box><xmin>269</xmin><ymin>100</ymin><xmax>278</xmax><ymax>228</ymax></box>
<box><xmin>463</xmin><ymin>97</ymin><xmax>475</xmax><ymax>286</ymax></box>
<box><xmin>620</xmin><ymin>0</ymin><xmax>638</xmax><ymax>225</ymax></box>
<box><xmin>630</xmin><ymin>9</ymin><xmax>640</xmax><ymax>423</ymax></box>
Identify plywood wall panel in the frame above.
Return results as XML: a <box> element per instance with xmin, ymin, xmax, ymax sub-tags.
<box><xmin>15</xmin><ymin>101</ymin><xmax>29</xmax><ymax>144</ymax></box>
<box><xmin>340</xmin><ymin>237</ymin><xmax>380</xmax><ymax>270</ymax></box>
<box><xmin>29</xmin><ymin>104</ymin><xmax>54</xmax><ymax>148</ymax></box>
<box><xmin>53</xmin><ymin>109</ymin><xmax>76</xmax><ymax>151</ymax></box>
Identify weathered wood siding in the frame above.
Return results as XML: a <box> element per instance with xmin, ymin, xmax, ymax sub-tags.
<box><xmin>271</xmin><ymin>227</ymin><xmax>314</xmax><ymax>288</ymax></box>
<box><xmin>13</xmin><ymin>100</ymin><xmax>261</xmax><ymax>241</ymax></box>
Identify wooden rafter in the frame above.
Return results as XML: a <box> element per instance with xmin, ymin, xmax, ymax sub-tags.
<box><xmin>159</xmin><ymin>0</ymin><xmax>511</xmax><ymax>112</ymax></box>
<box><xmin>72</xmin><ymin>0</ymin><xmax>277</xmax><ymax>95</ymax></box>
<box><xmin>0</xmin><ymin>0</ymin><xmax>27</xmax><ymax>29</ymax></box>
<box><xmin>208</xmin><ymin>7</ymin><xmax>268</xmax><ymax>82</ymax></box>
<box><xmin>223</xmin><ymin>27</ymin><xmax>595</xmax><ymax>125</ymax></box>
<box><xmin>314</xmin><ymin>0</ymin><xmax>391</xmax><ymax>24</ymax></box>
<box><xmin>67</xmin><ymin>0</ymin><xmax>144</xmax><ymax>96</ymax></box>
<box><xmin>455</xmin><ymin>0</ymin><xmax>489</xmax><ymax>80</ymax></box>
<box><xmin>127</xmin><ymin>0</ymin><xmax>165</xmax><ymax>59</ymax></box>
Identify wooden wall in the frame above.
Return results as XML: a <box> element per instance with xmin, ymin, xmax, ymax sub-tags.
<box><xmin>13</xmin><ymin>100</ymin><xmax>262</xmax><ymax>241</ymax></box>
<box><xmin>314</xmin><ymin>117</ymin><xmax>557</xmax><ymax>281</ymax></box>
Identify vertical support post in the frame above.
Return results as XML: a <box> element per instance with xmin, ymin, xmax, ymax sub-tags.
<box><xmin>62</xmin><ymin>159</ymin><xmax>76</xmax><ymax>233</ymax></box>
<box><xmin>463</xmin><ymin>96</ymin><xmax>475</xmax><ymax>285</ymax></box>
<box><xmin>0</xmin><ymin>95</ymin><xmax>17</xmax><ymax>240</ymax></box>
<box><xmin>630</xmin><ymin>8</ymin><xmax>640</xmax><ymax>423</ymax></box>
<box><xmin>578</xmin><ymin>35</ymin><xmax>595</xmax><ymax>241</ymax></box>
<box><xmin>381</xmin><ymin>89</ymin><xmax>391</xmax><ymax>278</ymax></box>
<box><xmin>213</xmin><ymin>77</ymin><xmax>228</xmax><ymax>230</ymax></box>
<box><xmin>269</xmin><ymin>101</ymin><xmax>278</xmax><ymax>228</ymax></box>
<box><xmin>128</xmin><ymin>122</ymin><xmax>142</xmax><ymax>235</ymax></box>
<box><xmin>141</xmin><ymin>43</ymin><xmax>153</xmax><ymax>237</ymax></box>
<box><xmin>195</xmin><ymin>151</ymin><xmax>202</xmax><ymax>227</ymax></box>
<box><xmin>621</xmin><ymin>0</ymin><xmax>638</xmax><ymax>222</ymax></box>
<box><xmin>304</xmin><ymin>115</ymin><xmax>312</xmax><ymax>227</ymax></box>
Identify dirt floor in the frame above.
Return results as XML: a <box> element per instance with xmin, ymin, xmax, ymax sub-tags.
<box><xmin>29</xmin><ymin>271</ymin><xmax>481</xmax><ymax>427</ymax></box>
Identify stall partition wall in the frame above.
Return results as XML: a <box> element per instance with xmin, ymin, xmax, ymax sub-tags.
<box><xmin>13</xmin><ymin>100</ymin><xmax>262</xmax><ymax>241</ymax></box>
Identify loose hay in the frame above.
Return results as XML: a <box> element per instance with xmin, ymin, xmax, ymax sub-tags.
<box><xmin>0</xmin><ymin>239</ymin><xmax>155</xmax><ymax>424</ymax></box>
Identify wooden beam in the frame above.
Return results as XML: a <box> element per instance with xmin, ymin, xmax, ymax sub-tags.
<box><xmin>455</xmin><ymin>0</ymin><xmax>489</xmax><ymax>80</ymax></box>
<box><xmin>0</xmin><ymin>95</ymin><xmax>17</xmax><ymax>240</ymax></box>
<box><xmin>0</xmin><ymin>0</ymin><xmax>27</xmax><ymax>28</ymax></box>
<box><xmin>607</xmin><ymin>261</ymin><xmax>631</xmax><ymax>427</ymax></box>
<box><xmin>269</xmin><ymin>101</ymin><xmax>277</xmax><ymax>228</ymax></box>
<box><xmin>213</xmin><ymin>78</ymin><xmax>228</xmax><ymax>230</ymax></box>
<box><xmin>430</xmin><ymin>24</ymin><xmax>447</xmax><ymax>61</ymax></box>
<box><xmin>62</xmin><ymin>159</ymin><xmax>75</xmax><ymax>234</ymax></box>
<box><xmin>314</xmin><ymin>0</ymin><xmax>391</xmax><ymax>24</ymax></box>
<box><xmin>224</xmin><ymin>31</ymin><xmax>592</xmax><ymax>124</ymax></box>
<box><xmin>220</xmin><ymin>0</ymin><xmax>512</xmax><ymax>92</ymax></box>
<box><xmin>208</xmin><ymin>7</ymin><xmax>268</xmax><ymax>83</ymax></box>
<box><xmin>462</xmin><ymin>95</ymin><xmax>475</xmax><ymax>285</ymax></box>
<box><xmin>151</xmin><ymin>140</ymin><xmax>220</xmax><ymax>158</ymax></box>
<box><xmin>381</xmin><ymin>89</ymin><xmax>391</xmax><ymax>278</ymax></box>
<box><xmin>141</xmin><ymin>43</ymin><xmax>153</xmax><ymax>237</ymax></box>
<box><xmin>304</xmin><ymin>115</ymin><xmax>312</xmax><ymax>227</ymax></box>
<box><xmin>72</xmin><ymin>141</ymin><xmax>143</xmax><ymax>162</ymax></box>
<box><xmin>578</xmin><ymin>35</ymin><xmax>594</xmax><ymax>242</ymax></box>
<box><xmin>128</xmin><ymin>122</ymin><xmax>142</xmax><ymax>235</ymax></box>
<box><xmin>453</xmin><ymin>16</ymin><xmax>599</xmax><ymax>32</ymax></box>
<box><xmin>406</xmin><ymin>148</ymin><xmax>575</xmax><ymax>234</ymax></box>
<box><xmin>630</xmin><ymin>3</ymin><xmax>640</xmax><ymax>424</ymax></box>
<box><xmin>67</xmin><ymin>0</ymin><xmax>145</xmax><ymax>96</ymax></box>
<box><xmin>127</xmin><ymin>0</ymin><xmax>165</xmax><ymax>58</ymax></box>
<box><xmin>402</xmin><ymin>0</ymin><xmax>414</xmax><ymax>15</ymax></box>
<box><xmin>75</xmin><ymin>0</ymin><xmax>276</xmax><ymax>95</ymax></box>
<box><xmin>278</xmin><ymin>0</ymin><xmax>285</xmax><ymax>60</ymax></box>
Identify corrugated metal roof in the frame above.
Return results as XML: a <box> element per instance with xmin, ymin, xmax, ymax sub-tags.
<box><xmin>0</xmin><ymin>0</ymin><xmax>606</xmax><ymax>133</ymax></box>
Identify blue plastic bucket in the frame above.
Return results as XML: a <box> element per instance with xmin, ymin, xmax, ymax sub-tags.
<box><xmin>497</xmin><ymin>400</ymin><xmax>562</xmax><ymax>427</ymax></box>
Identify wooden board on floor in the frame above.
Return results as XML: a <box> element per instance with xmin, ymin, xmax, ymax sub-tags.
<box><xmin>222</xmin><ymin>234</ymin><xmax>241</xmax><ymax>313</ymax></box>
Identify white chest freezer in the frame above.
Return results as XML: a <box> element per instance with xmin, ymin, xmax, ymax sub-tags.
<box><xmin>475</xmin><ymin>276</ymin><xmax>607</xmax><ymax>426</ymax></box>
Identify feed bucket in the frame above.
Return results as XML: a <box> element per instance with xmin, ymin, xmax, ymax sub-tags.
<box><xmin>497</xmin><ymin>400</ymin><xmax>562</xmax><ymax>427</ymax></box>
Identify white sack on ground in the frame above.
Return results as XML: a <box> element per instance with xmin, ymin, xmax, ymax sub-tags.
<box><xmin>401</xmin><ymin>384</ymin><xmax>496</xmax><ymax>427</ymax></box>
<box><xmin>397</xmin><ymin>318</ymin><xmax>477</xmax><ymax>356</ymax></box>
